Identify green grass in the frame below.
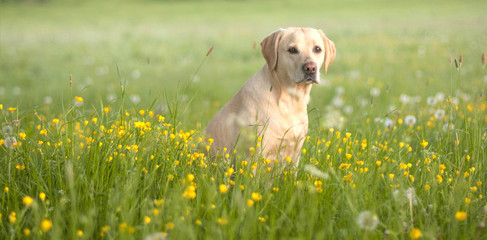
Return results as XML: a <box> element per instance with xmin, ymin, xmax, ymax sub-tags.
<box><xmin>1</xmin><ymin>0</ymin><xmax>487</xmax><ymax>239</ymax></box>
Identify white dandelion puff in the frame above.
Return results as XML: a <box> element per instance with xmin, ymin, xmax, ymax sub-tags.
<box><xmin>130</xmin><ymin>94</ymin><xmax>141</xmax><ymax>104</ymax></box>
<box><xmin>356</xmin><ymin>211</ymin><xmax>379</xmax><ymax>231</ymax></box>
<box><xmin>44</xmin><ymin>96</ymin><xmax>53</xmax><ymax>105</ymax></box>
<box><xmin>370</xmin><ymin>88</ymin><xmax>380</xmax><ymax>97</ymax></box>
<box><xmin>404</xmin><ymin>115</ymin><xmax>417</xmax><ymax>126</ymax></box>
<box><xmin>399</xmin><ymin>94</ymin><xmax>410</xmax><ymax>104</ymax></box>
<box><xmin>106</xmin><ymin>93</ymin><xmax>117</xmax><ymax>103</ymax></box>
<box><xmin>450</xmin><ymin>97</ymin><xmax>459</xmax><ymax>106</ymax></box>
<box><xmin>332</xmin><ymin>96</ymin><xmax>344</xmax><ymax>108</ymax></box>
<box><xmin>426</xmin><ymin>97</ymin><xmax>437</xmax><ymax>106</ymax></box>
<box><xmin>405</xmin><ymin>187</ymin><xmax>418</xmax><ymax>206</ymax></box>
<box><xmin>335</xmin><ymin>86</ymin><xmax>345</xmax><ymax>95</ymax></box>
<box><xmin>384</xmin><ymin>118</ymin><xmax>393</xmax><ymax>128</ymax></box>
<box><xmin>357</xmin><ymin>98</ymin><xmax>368</xmax><ymax>107</ymax></box>
<box><xmin>4</xmin><ymin>137</ymin><xmax>17</xmax><ymax>149</ymax></box>
<box><xmin>435</xmin><ymin>92</ymin><xmax>445</xmax><ymax>102</ymax></box>
<box><xmin>343</xmin><ymin>105</ymin><xmax>354</xmax><ymax>115</ymax></box>
<box><xmin>2</xmin><ymin>125</ymin><xmax>14</xmax><ymax>136</ymax></box>
<box><xmin>434</xmin><ymin>109</ymin><xmax>445</xmax><ymax>120</ymax></box>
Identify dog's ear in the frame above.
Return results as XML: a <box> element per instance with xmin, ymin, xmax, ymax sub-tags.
<box><xmin>260</xmin><ymin>28</ymin><xmax>285</xmax><ymax>71</ymax></box>
<box><xmin>318</xmin><ymin>29</ymin><xmax>336</xmax><ymax>73</ymax></box>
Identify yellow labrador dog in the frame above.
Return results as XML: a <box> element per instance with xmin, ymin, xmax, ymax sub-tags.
<box><xmin>206</xmin><ymin>27</ymin><xmax>336</xmax><ymax>169</ymax></box>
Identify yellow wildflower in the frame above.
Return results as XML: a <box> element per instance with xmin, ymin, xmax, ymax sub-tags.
<box><xmin>165</xmin><ymin>222</ymin><xmax>175</xmax><ymax>230</ymax></box>
<box><xmin>219</xmin><ymin>184</ymin><xmax>228</xmax><ymax>194</ymax></box>
<box><xmin>40</xmin><ymin>129</ymin><xmax>47</xmax><ymax>136</ymax></box>
<box><xmin>409</xmin><ymin>228</ymin><xmax>422</xmax><ymax>239</ymax></box>
<box><xmin>455</xmin><ymin>211</ymin><xmax>467</xmax><ymax>221</ymax></box>
<box><xmin>251</xmin><ymin>192</ymin><xmax>262</xmax><ymax>201</ymax></box>
<box><xmin>74</xmin><ymin>96</ymin><xmax>83</xmax><ymax>102</ymax></box>
<box><xmin>41</xmin><ymin>219</ymin><xmax>53</xmax><ymax>232</ymax></box>
<box><xmin>420</xmin><ymin>139</ymin><xmax>428</xmax><ymax>148</ymax></box>
<box><xmin>22</xmin><ymin>196</ymin><xmax>34</xmax><ymax>206</ymax></box>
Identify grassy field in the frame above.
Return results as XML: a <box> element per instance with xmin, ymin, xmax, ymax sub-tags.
<box><xmin>1</xmin><ymin>0</ymin><xmax>487</xmax><ymax>239</ymax></box>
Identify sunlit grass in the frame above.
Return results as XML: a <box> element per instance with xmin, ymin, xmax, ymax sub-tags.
<box><xmin>1</xmin><ymin>0</ymin><xmax>487</xmax><ymax>239</ymax></box>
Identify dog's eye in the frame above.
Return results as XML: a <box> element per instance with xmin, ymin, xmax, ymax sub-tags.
<box><xmin>314</xmin><ymin>46</ymin><xmax>322</xmax><ymax>53</ymax></box>
<box><xmin>288</xmin><ymin>47</ymin><xmax>299</xmax><ymax>54</ymax></box>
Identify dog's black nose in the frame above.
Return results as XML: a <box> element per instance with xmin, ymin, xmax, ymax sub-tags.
<box><xmin>303</xmin><ymin>62</ymin><xmax>317</xmax><ymax>74</ymax></box>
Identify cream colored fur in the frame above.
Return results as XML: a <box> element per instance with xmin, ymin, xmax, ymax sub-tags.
<box><xmin>205</xmin><ymin>27</ymin><xmax>336</xmax><ymax>168</ymax></box>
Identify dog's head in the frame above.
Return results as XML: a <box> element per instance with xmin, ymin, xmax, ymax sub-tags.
<box><xmin>260</xmin><ymin>27</ymin><xmax>336</xmax><ymax>85</ymax></box>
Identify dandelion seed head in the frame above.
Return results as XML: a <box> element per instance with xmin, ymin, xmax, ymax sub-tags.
<box><xmin>4</xmin><ymin>137</ymin><xmax>17</xmax><ymax>149</ymax></box>
<box><xmin>44</xmin><ymin>96</ymin><xmax>53</xmax><ymax>105</ymax></box>
<box><xmin>130</xmin><ymin>94</ymin><xmax>141</xmax><ymax>104</ymax></box>
<box><xmin>434</xmin><ymin>109</ymin><xmax>445</xmax><ymax>120</ymax></box>
<box><xmin>356</xmin><ymin>211</ymin><xmax>379</xmax><ymax>230</ymax></box>
<box><xmin>335</xmin><ymin>86</ymin><xmax>345</xmax><ymax>95</ymax></box>
<box><xmin>370</xmin><ymin>88</ymin><xmax>380</xmax><ymax>97</ymax></box>
<box><xmin>435</xmin><ymin>92</ymin><xmax>445</xmax><ymax>102</ymax></box>
<box><xmin>404</xmin><ymin>115</ymin><xmax>417</xmax><ymax>126</ymax></box>
<box><xmin>332</xmin><ymin>96</ymin><xmax>344</xmax><ymax>107</ymax></box>
<box><xmin>106</xmin><ymin>93</ymin><xmax>117</xmax><ymax>103</ymax></box>
<box><xmin>357</xmin><ymin>97</ymin><xmax>368</xmax><ymax>107</ymax></box>
<box><xmin>2</xmin><ymin>125</ymin><xmax>14</xmax><ymax>136</ymax></box>
<box><xmin>405</xmin><ymin>187</ymin><xmax>418</xmax><ymax>206</ymax></box>
<box><xmin>343</xmin><ymin>105</ymin><xmax>353</xmax><ymax>115</ymax></box>
<box><xmin>384</xmin><ymin>118</ymin><xmax>393</xmax><ymax>128</ymax></box>
<box><xmin>399</xmin><ymin>94</ymin><xmax>410</xmax><ymax>104</ymax></box>
<box><xmin>426</xmin><ymin>97</ymin><xmax>437</xmax><ymax>106</ymax></box>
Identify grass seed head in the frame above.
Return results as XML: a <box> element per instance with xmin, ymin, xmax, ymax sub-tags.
<box><xmin>206</xmin><ymin>46</ymin><xmax>214</xmax><ymax>56</ymax></box>
<box><xmin>482</xmin><ymin>52</ymin><xmax>486</xmax><ymax>68</ymax></box>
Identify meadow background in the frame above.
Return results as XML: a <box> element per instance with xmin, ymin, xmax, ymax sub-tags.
<box><xmin>1</xmin><ymin>0</ymin><xmax>487</xmax><ymax>239</ymax></box>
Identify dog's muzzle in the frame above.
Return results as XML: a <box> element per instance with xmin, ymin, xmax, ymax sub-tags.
<box><xmin>301</xmin><ymin>62</ymin><xmax>319</xmax><ymax>84</ymax></box>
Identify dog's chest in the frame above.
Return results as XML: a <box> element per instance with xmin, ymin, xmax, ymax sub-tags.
<box><xmin>260</xmin><ymin>103</ymin><xmax>308</xmax><ymax>153</ymax></box>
